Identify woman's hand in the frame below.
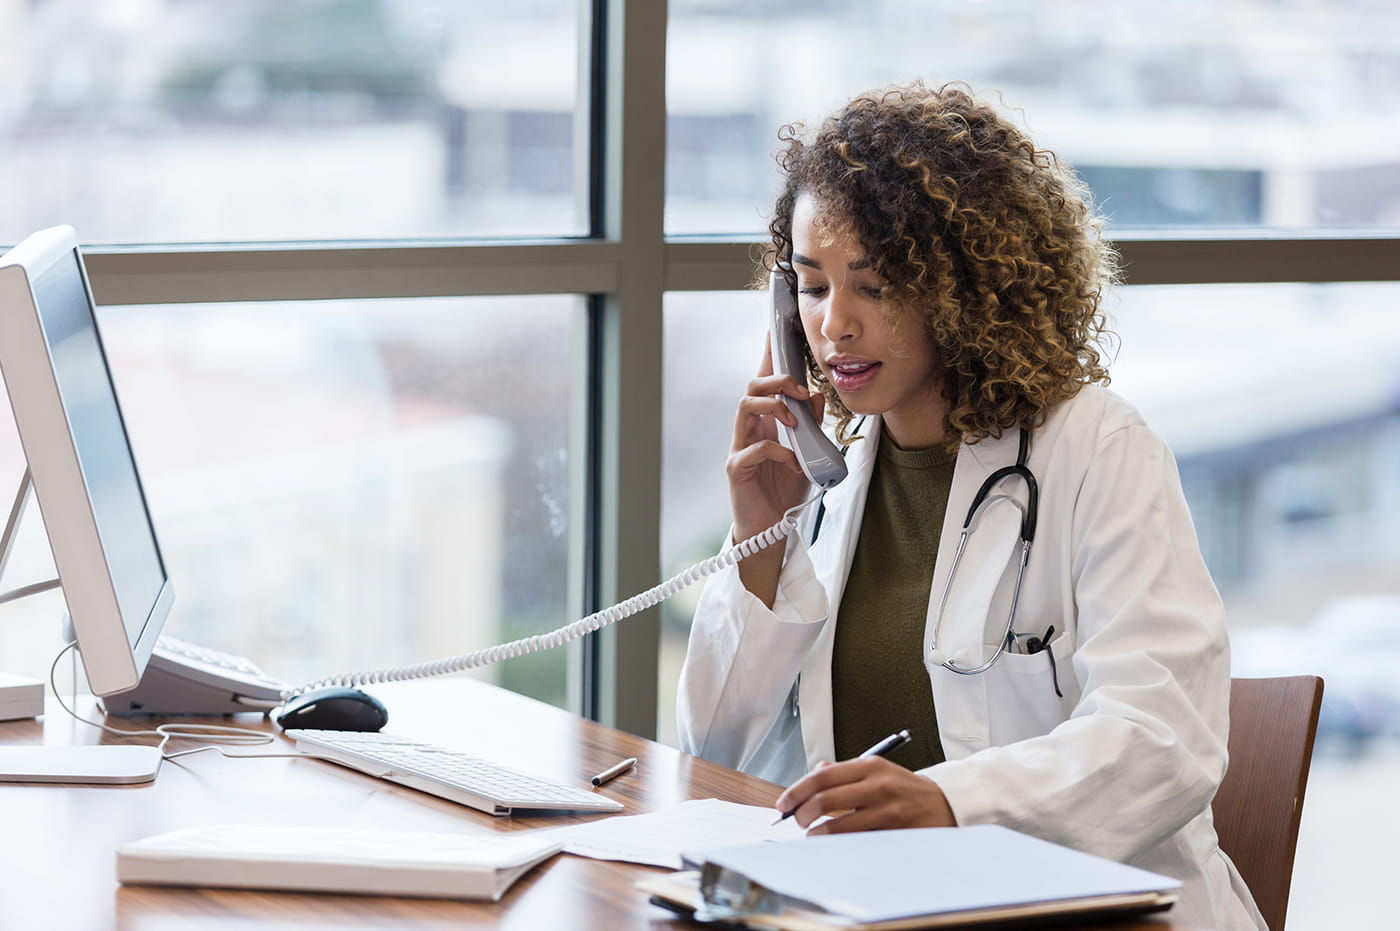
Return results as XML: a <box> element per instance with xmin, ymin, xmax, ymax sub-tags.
<box><xmin>727</xmin><ymin>337</ymin><xmax>823</xmax><ymax>606</ymax></box>
<box><xmin>774</xmin><ymin>757</ymin><xmax>958</xmax><ymax>835</ymax></box>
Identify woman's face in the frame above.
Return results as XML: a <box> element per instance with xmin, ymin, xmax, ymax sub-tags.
<box><xmin>790</xmin><ymin>192</ymin><xmax>945</xmax><ymax>449</ymax></box>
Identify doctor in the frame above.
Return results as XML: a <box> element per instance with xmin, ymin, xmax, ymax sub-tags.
<box><xmin>677</xmin><ymin>82</ymin><xmax>1264</xmax><ymax>931</ymax></box>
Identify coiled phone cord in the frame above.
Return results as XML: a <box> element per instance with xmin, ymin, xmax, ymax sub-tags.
<box><xmin>286</xmin><ymin>494</ymin><xmax>821</xmax><ymax>698</ymax></box>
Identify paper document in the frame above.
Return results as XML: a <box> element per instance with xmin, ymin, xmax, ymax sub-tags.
<box><xmin>541</xmin><ymin>798</ymin><xmax>803</xmax><ymax>869</ymax></box>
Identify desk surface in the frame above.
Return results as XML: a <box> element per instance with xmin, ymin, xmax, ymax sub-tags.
<box><xmin>0</xmin><ymin>678</ymin><xmax>1197</xmax><ymax>930</ymax></box>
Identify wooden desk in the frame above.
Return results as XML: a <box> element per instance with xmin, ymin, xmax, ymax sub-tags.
<box><xmin>0</xmin><ymin>678</ymin><xmax>1196</xmax><ymax>930</ymax></box>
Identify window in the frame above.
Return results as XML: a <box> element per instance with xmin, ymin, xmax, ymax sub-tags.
<box><xmin>0</xmin><ymin>0</ymin><xmax>586</xmax><ymax>243</ymax></box>
<box><xmin>666</xmin><ymin>0</ymin><xmax>1400</xmax><ymax>234</ymax></box>
<box><xmin>0</xmin><ymin>295</ymin><xmax>579</xmax><ymax>705</ymax></box>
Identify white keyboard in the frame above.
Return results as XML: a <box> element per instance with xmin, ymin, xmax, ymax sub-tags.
<box><xmin>287</xmin><ymin>730</ymin><xmax>625</xmax><ymax>817</ymax></box>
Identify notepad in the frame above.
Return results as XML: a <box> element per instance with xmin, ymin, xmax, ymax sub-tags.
<box><xmin>640</xmin><ymin>825</ymin><xmax>1181</xmax><ymax>929</ymax></box>
<box><xmin>117</xmin><ymin>824</ymin><xmax>562</xmax><ymax>901</ymax></box>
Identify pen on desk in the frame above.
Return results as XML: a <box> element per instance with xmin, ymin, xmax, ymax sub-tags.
<box><xmin>591</xmin><ymin>757</ymin><xmax>637</xmax><ymax>787</ymax></box>
<box><xmin>772</xmin><ymin>729</ymin><xmax>912</xmax><ymax>825</ymax></box>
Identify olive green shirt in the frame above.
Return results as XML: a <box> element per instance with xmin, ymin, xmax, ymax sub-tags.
<box><xmin>831</xmin><ymin>432</ymin><xmax>954</xmax><ymax>771</ymax></box>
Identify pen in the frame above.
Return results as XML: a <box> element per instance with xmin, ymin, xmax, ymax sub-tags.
<box><xmin>772</xmin><ymin>729</ymin><xmax>912</xmax><ymax>825</ymax></box>
<box><xmin>591</xmin><ymin>757</ymin><xmax>637</xmax><ymax>787</ymax></box>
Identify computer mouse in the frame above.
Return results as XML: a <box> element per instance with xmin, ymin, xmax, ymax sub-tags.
<box><xmin>273</xmin><ymin>687</ymin><xmax>389</xmax><ymax>732</ymax></box>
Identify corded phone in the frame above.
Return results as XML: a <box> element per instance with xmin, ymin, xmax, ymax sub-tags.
<box><xmin>767</xmin><ymin>269</ymin><xmax>848</xmax><ymax>490</ymax></box>
<box><xmin>102</xmin><ymin>634</ymin><xmax>287</xmax><ymax>716</ymax></box>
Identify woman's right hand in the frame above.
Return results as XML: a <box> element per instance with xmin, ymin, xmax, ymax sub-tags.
<box><xmin>727</xmin><ymin>337</ymin><xmax>824</xmax><ymax>606</ymax></box>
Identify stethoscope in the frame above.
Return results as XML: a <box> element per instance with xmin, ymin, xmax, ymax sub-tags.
<box><xmin>810</xmin><ymin>423</ymin><xmax>1040</xmax><ymax>677</ymax></box>
<box><xmin>927</xmin><ymin>427</ymin><xmax>1038</xmax><ymax>675</ymax></box>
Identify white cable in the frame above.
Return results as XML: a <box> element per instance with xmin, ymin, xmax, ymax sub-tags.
<box><xmin>288</xmin><ymin>494</ymin><xmax>821</xmax><ymax>698</ymax></box>
<box><xmin>47</xmin><ymin>641</ymin><xmax>275</xmax><ymax>757</ymax></box>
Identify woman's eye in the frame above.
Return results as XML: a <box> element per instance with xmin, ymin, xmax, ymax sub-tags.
<box><xmin>861</xmin><ymin>286</ymin><xmax>884</xmax><ymax>299</ymax></box>
<box><xmin>797</xmin><ymin>285</ymin><xmax>827</xmax><ymax>298</ymax></box>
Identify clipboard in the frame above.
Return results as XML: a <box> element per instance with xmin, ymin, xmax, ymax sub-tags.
<box><xmin>637</xmin><ymin>825</ymin><xmax>1180</xmax><ymax>930</ymax></box>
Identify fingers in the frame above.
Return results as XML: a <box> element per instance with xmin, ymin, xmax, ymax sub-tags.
<box><xmin>773</xmin><ymin>758</ymin><xmax>956</xmax><ymax>833</ymax></box>
<box><xmin>774</xmin><ymin>759</ymin><xmax>854</xmax><ymax>824</ymax></box>
<box><xmin>726</xmin><ymin>438</ymin><xmax>806</xmax><ymax>483</ymax></box>
<box><xmin>732</xmin><ymin>377</ymin><xmax>811</xmax><ymax>454</ymax></box>
<box><xmin>747</xmin><ymin>373</ymin><xmax>810</xmax><ymax>406</ymax></box>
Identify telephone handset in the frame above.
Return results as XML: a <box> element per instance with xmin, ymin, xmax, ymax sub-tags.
<box><xmin>768</xmin><ymin>270</ymin><xmax>848</xmax><ymax>490</ymax></box>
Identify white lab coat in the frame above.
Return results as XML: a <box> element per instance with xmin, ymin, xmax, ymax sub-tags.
<box><xmin>678</xmin><ymin>386</ymin><xmax>1265</xmax><ymax>931</ymax></box>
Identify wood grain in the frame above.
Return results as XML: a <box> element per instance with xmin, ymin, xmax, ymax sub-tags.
<box><xmin>1213</xmin><ymin>676</ymin><xmax>1324</xmax><ymax>931</ymax></box>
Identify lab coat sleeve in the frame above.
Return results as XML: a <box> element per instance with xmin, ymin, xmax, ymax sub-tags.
<box><xmin>925</xmin><ymin>423</ymin><xmax>1231</xmax><ymax>864</ymax></box>
<box><xmin>677</xmin><ymin>530</ymin><xmax>829</xmax><ymax>774</ymax></box>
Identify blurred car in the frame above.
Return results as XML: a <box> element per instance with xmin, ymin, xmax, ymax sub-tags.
<box><xmin>1230</xmin><ymin>594</ymin><xmax>1400</xmax><ymax>757</ymax></box>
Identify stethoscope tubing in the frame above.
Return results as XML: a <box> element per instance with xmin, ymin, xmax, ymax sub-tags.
<box><xmin>930</xmin><ymin>427</ymin><xmax>1037</xmax><ymax>675</ymax></box>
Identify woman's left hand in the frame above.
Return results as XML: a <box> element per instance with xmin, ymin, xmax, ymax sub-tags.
<box><xmin>774</xmin><ymin>757</ymin><xmax>958</xmax><ymax>835</ymax></box>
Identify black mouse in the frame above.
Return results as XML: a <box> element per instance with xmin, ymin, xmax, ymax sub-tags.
<box><xmin>274</xmin><ymin>687</ymin><xmax>389</xmax><ymax>732</ymax></box>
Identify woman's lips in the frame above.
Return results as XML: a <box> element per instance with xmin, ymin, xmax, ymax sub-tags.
<box><xmin>828</xmin><ymin>360</ymin><xmax>880</xmax><ymax>392</ymax></box>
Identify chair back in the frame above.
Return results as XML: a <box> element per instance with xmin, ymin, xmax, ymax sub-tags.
<box><xmin>1212</xmin><ymin>675</ymin><xmax>1323</xmax><ymax>931</ymax></box>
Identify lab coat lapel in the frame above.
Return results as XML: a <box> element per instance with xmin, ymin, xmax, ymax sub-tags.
<box><xmin>797</xmin><ymin>417</ymin><xmax>880</xmax><ymax>769</ymax></box>
<box><xmin>924</xmin><ymin>429</ymin><xmax>1022</xmax><ymax>759</ymax></box>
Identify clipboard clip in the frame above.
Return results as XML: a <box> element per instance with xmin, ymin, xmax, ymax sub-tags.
<box><xmin>694</xmin><ymin>862</ymin><xmax>784</xmax><ymax>923</ymax></box>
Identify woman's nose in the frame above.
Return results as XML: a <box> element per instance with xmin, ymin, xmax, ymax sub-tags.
<box><xmin>820</xmin><ymin>285</ymin><xmax>862</xmax><ymax>342</ymax></box>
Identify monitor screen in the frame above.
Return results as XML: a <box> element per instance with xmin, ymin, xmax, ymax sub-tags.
<box><xmin>0</xmin><ymin>226</ymin><xmax>172</xmax><ymax>695</ymax></box>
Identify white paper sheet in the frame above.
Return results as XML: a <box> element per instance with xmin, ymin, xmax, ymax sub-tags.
<box><xmin>538</xmin><ymin>798</ymin><xmax>804</xmax><ymax>869</ymax></box>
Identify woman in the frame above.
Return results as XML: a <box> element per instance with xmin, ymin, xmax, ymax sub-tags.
<box><xmin>676</xmin><ymin>82</ymin><xmax>1264</xmax><ymax>931</ymax></box>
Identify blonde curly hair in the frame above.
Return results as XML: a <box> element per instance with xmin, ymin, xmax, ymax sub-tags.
<box><xmin>766</xmin><ymin>81</ymin><xmax>1117</xmax><ymax>448</ymax></box>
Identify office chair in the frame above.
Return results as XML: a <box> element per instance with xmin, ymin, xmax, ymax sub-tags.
<box><xmin>1212</xmin><ymin>675</ymin><xmax>1324</xmax><ymax>931</ymax></box>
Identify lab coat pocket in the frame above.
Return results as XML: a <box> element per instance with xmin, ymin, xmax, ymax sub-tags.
<box><xmin>984</xmin><ymin>637</ymin><xmax>1077</xmax><ymax>745</ymax></box>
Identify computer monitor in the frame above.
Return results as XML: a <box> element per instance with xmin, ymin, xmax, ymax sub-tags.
<box><xmin>0</xmin><ymin>225</ymin><xmax>173</xmax><ymax>697</ymax></box>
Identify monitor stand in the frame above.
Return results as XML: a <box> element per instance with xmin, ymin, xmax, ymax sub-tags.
<box><xmin>1</xmin><ymin>469</ymin><xmax>161</xmax><ymax>785</ymax></box>
<box><xmin>0</xmin><ymin>745</ymin><xmax>161</xmax><ymax>784</ymax></box>
<box><xmin>0</xmin><ymin>468</ymin><xmax>60</xmax><ymax>607</ymax></box>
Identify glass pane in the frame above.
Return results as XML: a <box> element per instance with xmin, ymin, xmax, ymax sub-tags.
<box><xmin>0</xmin><ymin>0</ymin><xmax>585</xmax><ymax>243</ymax></box>
<box><xmin>0</xmin><ymin>295</ymin><xmax>578</xmax><ymax>709</ymax></box>
<box><xmin>661</xmin><ymin>284</ymin><xmax>1400</xmax><ymax>931</ymax></box>
<box><xmin>666</xmin><ymin>1</ymin><xmax>1400</xmax><ymax>234</ymax></box>
<box><xmin>659</xmin><ymin>290</ymin><xmax>767</xmax><ymax>745</ymax></box>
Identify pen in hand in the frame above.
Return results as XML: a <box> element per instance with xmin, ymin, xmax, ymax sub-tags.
<box><xmin>591</xmin><ymin>757</ymin><xmax>637</xmax><ymax>787</ymax></box>
<box><xmin>771</xmin><ymin>729</ymin><xmax>912</xmax><ymax>825</ymax></box>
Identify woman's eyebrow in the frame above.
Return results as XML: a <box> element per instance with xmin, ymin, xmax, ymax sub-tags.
<box><xmin>792</xmin><ymin>252</ymin><xmax>875</xmax><ymax>271</ymax></box>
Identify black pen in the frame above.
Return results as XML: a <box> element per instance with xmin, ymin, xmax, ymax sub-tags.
<box><xmin>772</xmin><ymin>729</ymin><xmax>912</xmax><ymax>825</ymax></box>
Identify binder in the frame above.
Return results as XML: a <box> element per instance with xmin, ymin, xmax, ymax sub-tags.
<box><xmin>638</xmin><ymin>825</ymin><xmax>1181</xmax><ymax>929</ymax></box>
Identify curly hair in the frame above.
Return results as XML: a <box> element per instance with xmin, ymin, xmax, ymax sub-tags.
<box><xmin>766</xmin><ymin>81</ymin><xmax>1117</xmax><ymax>448</ymax></box>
